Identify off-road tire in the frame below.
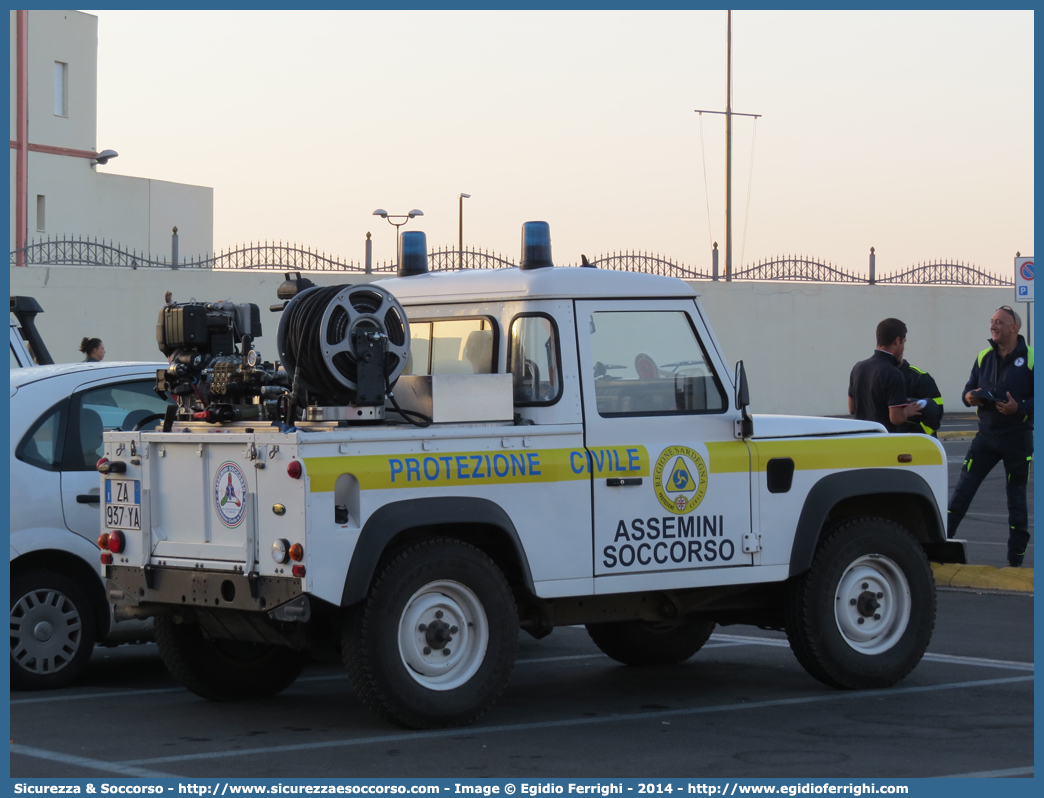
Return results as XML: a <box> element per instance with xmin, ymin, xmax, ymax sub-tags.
<box><xmin>586</xmin><ymin>617</ymin><xmax>716</xmax><ymax>666</ymax></box>
<box><xmin>784</xmin><ymin>516</ymin><xmax>935</xmax><ymax>689</ymax></box>
<box><xmin>343</xmin><ymin>538</ymin><xmax>518</xmax><ymax>729</ymax></box>
<box><xmin>155</xmin><ymin>616</ymin><xmax>307</xmax><ymax>700</ymax></box>
<box><xmin>10</xmin><ymin>570</ymin><xmax>97</xmax><ymax>691</ymax></box>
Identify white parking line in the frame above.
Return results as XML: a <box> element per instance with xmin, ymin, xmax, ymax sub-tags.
<box><xmin>941</xmin><ymin>765</ymin><xmax>1033</xmax><ymax>778</ymax></box>
<box><xmin>12</xmin><ymin>638</ymin><xmax>1030</xmax><ymax>706</ymax></box>
<box><xmin>711</xmin><ymin>633</ymin><xmax>1034</xmax><ymax>671</ymax></box>
<box><xmin>10</xmin><ymin>743</ymin><xmax>174</xmax><ymax>777</ymax></box>
<box><xmin>114</xmin><ymin>674</ymin><xmax>1032</xmax><ymax>767</ymax></box>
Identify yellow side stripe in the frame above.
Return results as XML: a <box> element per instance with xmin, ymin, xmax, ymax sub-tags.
<box><xmin>750</xmin><ymin>436</ymin><xmax>943</xmax><ymax>470</ymax></box>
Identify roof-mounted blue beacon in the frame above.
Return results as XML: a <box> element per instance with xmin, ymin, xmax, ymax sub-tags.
<box><xmin>398</xmin><ymin>230</ymin><xmax>429</xmax><ymax>277</ymax></box>
<box><xmin>520</xmin><ymin>221</ymin><xmax>554</xmax><ymax>270</ymax></box>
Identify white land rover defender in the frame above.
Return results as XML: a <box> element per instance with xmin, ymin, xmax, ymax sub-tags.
<box><xmin>102</xmin><ymin>222</ymin><xmax>965</xmax><ymax>729</ymax></box>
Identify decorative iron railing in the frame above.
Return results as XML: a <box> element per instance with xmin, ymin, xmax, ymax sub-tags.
<box><xmin>579</xmin><ymin>251</ymin><xmax>712</xmax><ymax>280</ymax></box>
<box><xmin>10</xmin><ymin>235</ymin><xmax>1015</xmax><ymax>286</ymax></box>
<box><xmin>732</xmin><ymin>255</ymin><xmax>864</xmax><ymax>283</ymax></box>
<box><xmin>874</xmin><ymin>260</ymin><xmax>1013</xmax><ymax>287</ymax></box>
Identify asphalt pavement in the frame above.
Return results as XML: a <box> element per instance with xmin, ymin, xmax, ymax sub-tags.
<box><xmin>10</xmin><ymin>587</ymin><xmax>1033</xmax><ymax>780</ymax></box>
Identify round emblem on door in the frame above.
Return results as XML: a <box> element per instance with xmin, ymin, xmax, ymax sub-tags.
<box><xmin>214</xmin><ymin>461</ymin><xmax>248</xmax><ymax>528</ymax></box>
<box><xmin>653</xmin><ymin>445</ymin><xmax>708</xmax><ymax>515</ymax></box>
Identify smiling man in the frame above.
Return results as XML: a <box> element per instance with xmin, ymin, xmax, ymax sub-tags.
<box><xmin>947</xmin><ymin>305</ymin><xmax>1035</xmax><ymax>567</ymax></box>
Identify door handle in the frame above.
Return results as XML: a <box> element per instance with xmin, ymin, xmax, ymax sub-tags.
<box><xmin>606</xmin><ymin>478</ymin><xmax>643</xmax><ymax>487</ymax></box>
<box><xmin>76</xmin><ymin>494</ymin><xmax>100</xmax><ymax>505</ymax></box>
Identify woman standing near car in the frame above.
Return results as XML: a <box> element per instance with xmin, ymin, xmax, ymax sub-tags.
<box><xmin>80</xmin><ymin>336</ymin><xmax>105</xmax><ymax>362</ymax></box>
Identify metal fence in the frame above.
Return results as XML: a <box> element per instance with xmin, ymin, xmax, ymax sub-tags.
<box><xmin>10</xmin><ymin>235</ymin><xmax>1015</xmax><ymax>286</ymax></box>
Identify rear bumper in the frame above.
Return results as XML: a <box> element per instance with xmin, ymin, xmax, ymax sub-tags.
<box><xmin>105</xmin><ymin>564</ymin><xmax>304</xmax><ymax>616</ymax></box>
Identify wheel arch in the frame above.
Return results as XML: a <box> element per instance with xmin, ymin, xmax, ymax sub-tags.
<box><xmin>10</xmin><ymin>548</ymin><xmax>111</xmax><ymax>640</ymax></box>
<box><xmin>340</xmin><ymin>496</ymin><xmax>535</xmax><ymax>607</ymax></box>
<box><xmin>788</xmin><ymin>469</ymin><xmax>952</xmax><ymax>578</ymax></box>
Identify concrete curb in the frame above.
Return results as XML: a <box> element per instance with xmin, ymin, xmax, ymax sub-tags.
<box><xmin>931</xmin><ymin>562</ymin><xmax>1033</xmax><ymax>592</ymax></box>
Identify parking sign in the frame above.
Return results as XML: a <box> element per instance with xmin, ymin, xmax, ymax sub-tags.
<box><xmin>1015</xmin><ymin>256</ymin><xmax>1033</xmax><ymax>302</ymax></box>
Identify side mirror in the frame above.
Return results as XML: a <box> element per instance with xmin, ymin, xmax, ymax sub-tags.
<box><xmin>734</xmin><ymin>360</ymin><xmax>753</xmax><ymax>439</ymax></box>
<box><xmin>734</xmin><ymin>360</ymin><xmax>750</xmax><ymax>411</ymax></box>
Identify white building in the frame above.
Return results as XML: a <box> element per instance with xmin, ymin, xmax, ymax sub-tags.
<box><xmin>9</xmin><ymin>10</ymin><xmax>213</xmax><ymax>263</ymax></box>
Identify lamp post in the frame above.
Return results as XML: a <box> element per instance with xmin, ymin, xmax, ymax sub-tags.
<box><xmin>372</xmin><ymin>208</ymin><xmax>424</xmax><ymax>267</ymax></box>
<box><xmin>458</xmin><ymin>193</ymin><xmax>471</xmax><ymax>270</ymax></box>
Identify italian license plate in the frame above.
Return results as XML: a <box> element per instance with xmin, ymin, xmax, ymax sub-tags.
<box><xmin>105</xmin><ymin>479</ymin><xmax>141</xmax><ymax>530</ymax></box>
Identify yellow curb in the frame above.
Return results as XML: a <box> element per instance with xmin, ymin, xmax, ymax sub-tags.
<box><xmin>931</xmin><ymin>562</ymin><xmax>1033</xmax><ymax>592</ymax></box>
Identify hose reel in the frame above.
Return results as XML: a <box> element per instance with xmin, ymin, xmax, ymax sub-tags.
<box><xmin>277</xmin><ymin>283</ymin><xmax>411</xmax><ymax>406</ymax></box>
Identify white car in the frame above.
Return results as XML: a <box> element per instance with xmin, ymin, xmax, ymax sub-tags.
<box><xmin>10</xmin><ymin>361</ymin><xmax>171</xmax><ymax>689</ymax></box>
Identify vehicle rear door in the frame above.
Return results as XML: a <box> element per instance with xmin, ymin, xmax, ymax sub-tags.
<box><xmin>575</xmin><ymin>299</ymin><xmax>753</xmax><ymax>590</ymax></box>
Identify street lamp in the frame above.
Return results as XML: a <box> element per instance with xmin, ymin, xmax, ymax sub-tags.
<box><xmin>458</xmin><ymin>193</ymin><xmax>471</xmax><ymax>270</ymax></box>
<box><xmin>372</xmin><ymin>208</ymin><xmax>423</xmax><ymax>266</ymax></box>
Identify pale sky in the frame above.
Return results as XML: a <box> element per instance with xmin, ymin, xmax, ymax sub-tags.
<box><xmin>88</xmin><ymin>10</ymin><xmax>1033</xmax><ymax>277</ymax></box>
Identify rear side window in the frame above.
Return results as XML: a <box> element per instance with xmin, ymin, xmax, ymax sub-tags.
<box><xmin>16</xmin><ymin>401</ymin><xmax>66</xmax><ymax>471</ymax></box>
<box><xmin>403</xmin><ymin>318</ymin><xmax>497</xmax><ymax>376</ymax></box>
<box><xmin>509</xmin><ymin>314</ymin><xmax>562</xmax><ymax>406</ymax></box>
<box><xmin>589</xmin><ymin>310</ymin><xmax>727</xmax><ymax>417</ymax></box>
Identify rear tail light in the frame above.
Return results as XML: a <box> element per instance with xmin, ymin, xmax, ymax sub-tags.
<box><xmin>100</xmin><ymin>552</ymin><xmax>113</xmax><ymax>565</ymax></box>
<box><xmin>292</xmin><ymin>564</ymin><xmax>306</xmax><ymax>578</ymax></box>
<box><xmin>98</xmin><ymin>532</ymin><xmax>110</xmax><ymax>550</ymax></box>
<box><xmin>287</xmin><ymin>460</ymin><xmax>303</xmax><ymax>479</ymax></box>
<box><xmin>97</xmin><ymin>458</ymin><xmax>127</xmax><ymax>474</ymax></box>
<box><xmin>289</xmin><ymin>543</ymin><xmax>304</xmax><ymax>561</ymax></box>
<box><xmin>107</xmin><ymin>529</ymin><xmax>125</xmax><ymax>554</ymax></box>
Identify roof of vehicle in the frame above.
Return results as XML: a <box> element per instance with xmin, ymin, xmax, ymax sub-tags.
<box><xmin>10</xmin><ymin>361</ymin><xmax>164</xmax><ymax>389</ymax></box>
<box><xmin>379</xmin><ymin>265</ymin><xmax>699</xmax><ymax>305</ymax></box>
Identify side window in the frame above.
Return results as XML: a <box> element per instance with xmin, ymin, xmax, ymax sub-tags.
<box><xmin>71</xmin><ymin>381</ymin><xmax>172</xmax><ymax>471</ymax></box>
<box><xmin>589</xmin><ymin>311</ymin><xmax>727</xmax><ymax>417</ymax></box>
<box><xmin>403</xmin><ymin>318</ymin><xmax>497</xmax><ymax>376</ymax></box>
<box><xmin>509</xmin><ymin>314</ymin><xmax>562</xmax><ymax>406</ymax></box>
<box><xmin>16</xmin><ymin>401</ymin><xmax>67</xmax><ymax>471</ymax></box>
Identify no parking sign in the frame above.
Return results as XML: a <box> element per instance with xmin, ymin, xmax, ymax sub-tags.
<box><xmin>1015</xmin><ymin>256</ymin><xmax>1033</xmax><ymax>302</ymax></box>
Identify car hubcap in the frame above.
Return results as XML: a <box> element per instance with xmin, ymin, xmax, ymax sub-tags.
<box><xmin>398</xmin><ymin>580</ymin><xmax>488</xmax><ymax>691</ymax></box>
<box><xmin>10</xmin><ymin>588</ymin><xmax>83</xmax><ymax>675</ymax></box>
<box><xmin>834</xmin><ymin>554</ymin><xmax>911</xmax><ymax>655</ymax></box>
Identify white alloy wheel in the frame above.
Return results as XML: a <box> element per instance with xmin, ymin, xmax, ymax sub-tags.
<box><xmin>11</xmin><ymin>586</ymin><xmax>83</xmax><ymax>676</ymax></box>
<box><xmin>833</xmin><ymin>554</ymin><xmax>911</xmax><ymax>655</ymax></box>
<box><xmin>398</xmin><ymin>580</ymin><xmax>489</xmax><ymax>691</ymax></box>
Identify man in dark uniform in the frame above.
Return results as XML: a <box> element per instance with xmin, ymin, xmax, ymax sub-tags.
<box><xmin>898</xmin><ymin>360</ymin><xmax>944</xmax><ymax>436</ymax></box>
<box><xmin>947</xmin><ymin>305</ymin><xmax>1034</xmax><ymax>568</ymax></box>
<box><xmin>848</xmin><ymin>318</ymin><xmax>923</xmax><ymax>432</ymax></box>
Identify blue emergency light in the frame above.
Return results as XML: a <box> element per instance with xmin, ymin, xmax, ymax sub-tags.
<box><xmin>520</xmin><ymin>221</ymin><xmax>554</xmax><ymax>270</ymax></box>
<box><xmin>398</xmin><ymin>230</ymin><xmax>429</xmax><ymax>277</ymax></box>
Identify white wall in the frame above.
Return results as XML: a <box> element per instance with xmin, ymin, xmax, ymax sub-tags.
<box><xmin>10</xmin><ymin>265</ymin><xmax>1020</xmax><ymax>417</ymax></box>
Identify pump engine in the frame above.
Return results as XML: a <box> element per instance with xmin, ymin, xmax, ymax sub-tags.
<box><xmin>155</xmin><ymin>275</ymin><xmax>412</xmax><ymax>427</ymax></box>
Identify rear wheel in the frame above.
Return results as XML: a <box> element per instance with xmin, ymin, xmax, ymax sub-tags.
<box><xmin>586</xmin><ymin>617</ymin><xmax>716</xmax><ymax>666</ymax></box>
<box><xmin>155</xmin><ymin>616</ymin><xmax>307</xmax><ymax>700</ymax></box>
<box><xmin>10</xmin><ymin>570</ymin><xmax>97</xmax><ymax>690</ymax></box>
<box><xmin>785</xmin><ymin>516</ymin><xmax>935</xmax><ymax>689</ymax></box>
<box><xmin>343</xmin><ymin>538</ymin><xmax>518</xmax><ymax>729</ymax></box>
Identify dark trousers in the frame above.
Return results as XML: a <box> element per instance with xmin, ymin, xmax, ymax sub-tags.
<box><xmin>947</xmin><ymin>429</ymin><xmax>1034</xmax><ymax>564</ymax></box>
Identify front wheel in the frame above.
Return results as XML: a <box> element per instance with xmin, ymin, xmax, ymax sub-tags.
<box><xmin>785</xmin><ymin>516</ymin><xmax>935</xmax><ymax>689</ymax></box>
<box><xmin>155</xmin><ymin>616</ymin><xmax>307</xmax><ymax>700</ymax></box>
<box><xmin>343</xmin><ymin>538</ymin><xmax>519</xmax><ymax>729</ymax></box>
<box><xmin>586</xmin><ymin>617</ymin><xmax>716</xmax><ymax>666</ymax></box>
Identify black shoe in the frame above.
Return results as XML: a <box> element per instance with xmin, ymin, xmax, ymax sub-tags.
<box><xmin>1006</xmin><ymin>560</ymin><xmax>1022</xmax><ymax>569</ymax></box>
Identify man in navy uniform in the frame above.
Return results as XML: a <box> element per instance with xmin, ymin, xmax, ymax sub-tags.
<box><xmin>947</xmin><ymin>305</ymin><xmax>1034</xmax><ymax>568</ymax></box>
<box><xmin>848</xmin><ymin>318</ymin><xmax>923</xmax><ymax>432</ymax></box>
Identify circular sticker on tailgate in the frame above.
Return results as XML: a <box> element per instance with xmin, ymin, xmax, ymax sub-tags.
<box><xmin>214</xmin><ymin>462</ymin><xmax>248</xmax><ymax>528</ymax></box>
